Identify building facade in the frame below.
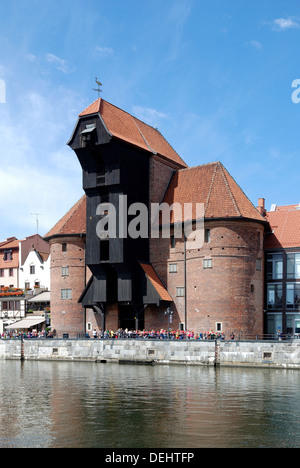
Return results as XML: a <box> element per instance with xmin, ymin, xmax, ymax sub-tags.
<box><xmin>45</xmin><ymin>97</ymin><xmax>271</xmax><ymax>338</ymax></box>
<box><xmin>19</xmin><ymin>244</ymin><xmax>50</xmax><ymax>291</ymax></box>
<box><xmin>0</xmin><ymin>238</ymin><xmax>20</xmax><ymax>288</ymax></box>
<box><xmin>0</xmin><ymin>287</ymin><xmax>26</xmax><ymax>334</ymax></box>
<box><xmin>262</xmin><ymin>202</ymin><xmax>300</xmax><ymax>336</ymax></box>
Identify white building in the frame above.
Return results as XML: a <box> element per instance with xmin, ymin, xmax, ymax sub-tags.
<box><xmin>19</xmin><ymin>247</ymin><xmax>50</xmax><ymax>291</ymax></box>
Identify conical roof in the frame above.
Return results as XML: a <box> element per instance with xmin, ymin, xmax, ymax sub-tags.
<box><xmin>163</xmin><ymin>161</ymin><xmax>266</xmax><ymax>223</ymax></box>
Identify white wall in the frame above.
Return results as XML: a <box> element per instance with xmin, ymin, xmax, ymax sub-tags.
<box><xmin>0</xmin><ymin>268</ymin><xmax>18</xmax><ymax>288</ymax></box>
<box><xmin>19</xmin><ymin>250</ymin><xmax>50</xmax><ymax>291</ymax></box>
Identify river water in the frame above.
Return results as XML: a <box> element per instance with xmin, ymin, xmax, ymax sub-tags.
<box><xmin>0</xmin><ymin>360</ymin><xmax>299</xmax><ymax>449</ymax></box>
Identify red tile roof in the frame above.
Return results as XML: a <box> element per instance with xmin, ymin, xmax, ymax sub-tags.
<box><xmin>0</xmin><ymin>238</ymin><xmax>19</xmax><ymax>250</ymax></box>
<box><xmin>44</xmin><ymin>195</ymin><xmax>86</xmax><ymax>239</ymax></box>
<box><xmin>79</xmin><ymin>98</ymin><xmax>187</xmax><ymax>168</ymax></box>
<box><xmin>0</xmin><ymin>238</ymin><xmax>19</xmax><ymax>269</ymax></box>
<box><xmin>163</xmin><ymin>161</ymin><xmax>265</xmax><ymax>223</ymax></box>
<box><xmin>264</xmin><ymin>204</ymin><xmax>300</xmax><ymax>249</ymax></box>
<box><xmin>140</xmin><ymin>263</ymin><xmax>173</xmax><ymax>302</ymax></box>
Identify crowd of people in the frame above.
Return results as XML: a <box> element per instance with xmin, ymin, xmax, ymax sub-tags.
<box><xmin>1</xmin><ymin>330</ymin><xmax>48</xmax><ymax>340</ymax></box>
<box><xmin>1</xmin><ymin>328</ymin><xmax>233</xmax><ymax>340</ymax></box>
<box><xmin>89</xmin><ymin>328</ymin><xmax>229</xmax><ymax>340</ymax></box>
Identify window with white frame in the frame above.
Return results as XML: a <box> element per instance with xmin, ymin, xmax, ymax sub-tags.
<box><xmin>203</xmin><ymin>258</ymin><xmax>212</xmax><ymax>269</ymax></box>
<box><xmin>176</xmin><ymin>287</ymin><xmax>185</xmax><ymax>297</ymax></box>
<box><xmin>61</xmin><ymin>289</ymin><xmax>72</xmax><ymax>300</ymax></box>
<box><xmin>61</xmin><ymin>267</ymin><xmax>69</xmax><ymax>276</ymax></box>
<box><xmin>169</xmin><ymin>263</ymin><xmax>177</xmax><ymax>273</ymax></box>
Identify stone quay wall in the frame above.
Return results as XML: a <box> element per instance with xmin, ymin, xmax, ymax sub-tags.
<box><xmin>1</xmin><ymin>339</ymin><xmax>300</xmax><ymax>369</ymax></box>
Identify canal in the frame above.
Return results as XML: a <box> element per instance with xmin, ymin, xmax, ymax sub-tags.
<box><xmin>0</xmin><ymin>360</ymin><xmax>299</xmax><ymax>448</ymax></box>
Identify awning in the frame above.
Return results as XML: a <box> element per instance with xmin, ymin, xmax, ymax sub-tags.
<box><xmin>27</xmin><ymin>291</ymin><xmax>50</xmax><ymax>303</ymax></box>
<box><xmin>5</xmin><ymin>317</ymin><xmax>45</xmax><ymax>330</ymax></box>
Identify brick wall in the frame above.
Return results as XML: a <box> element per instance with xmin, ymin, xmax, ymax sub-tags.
<box><xmin>151</xmin><ymin>220</ymin><xmax>265</xmax><ymax>338</ymax></box>
<box><xmin>49</xmin><ymin>236</ymin><xmax>86</xmax><ymax>338</ymax></box>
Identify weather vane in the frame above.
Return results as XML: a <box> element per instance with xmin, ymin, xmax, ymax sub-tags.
<box><xmin>93</xmin><ymin>77</ymin><xmax>102</xmax><ymax>97</ymax></box>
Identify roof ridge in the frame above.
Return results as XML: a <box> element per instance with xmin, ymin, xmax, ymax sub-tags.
<box><xmin>278</xmin><ymin>211</ymin><xmax>289</xmax><ymax>242</ymax></box>
<box><xmin>218</xmin><ymin>162</ymin><xmax>241</xmax><ymax>216</ymax></box>
<box><xmin>104</xmin><ymin>101</ymin><xmax>183</xmax><ymax>162</ymax></box>
<box><xmin>178</xmin><ymin>161</ymin><xmax>220</xmax><ymax>173</ymax></box>
<box><xmin>44</xmin><ymin>195</ymin><xmax>86</xmax><ymax>238</ymax></box>
<box><xmin>133</xmin><ymin>118</ymin><xmax>156</xmax><ymax>154</ymax></box>
<box><xmin>79</xmin><ymin>98</ymin><xmax>101</xmax><ymax>116</ymax></box>
<box><xmin>221</xmin><ymin>163</ymin><xmax>266</xmax><ymax>220</ymax></box>
<box><xmin>204</xmin><ymin>162</ymin><xmax>218</xmax><ymax>215</ymax></box>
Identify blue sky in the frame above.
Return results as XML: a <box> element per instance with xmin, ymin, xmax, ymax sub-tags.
<box><xmin>0</xmin><ymin>0</ymin><xmax>300</xmax><ymax>240</ymax></box>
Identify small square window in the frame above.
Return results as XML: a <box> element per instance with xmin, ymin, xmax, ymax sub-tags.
<box><xmin>169</xmin><ymin>263</ymin><xmax>177</xmax><ymax>273</ymax></box>
<box><xmin>176</xmin><ymin>287</ymin><xmax>185</xmax><ymax>297</ymax></box>
<box><xmin>62</xmin><ymin>267</ymin><xmax>69</xmax><ymax>276</ymax></box>
<box><xmin>62</xmin><ymin>243</ymin><xmax>67</xmax><ymax>252</ymax></box>
<box><xmin>203</xmin><ymin>259</ymin><xmax>212</xmax><ymax>269</ymax></box>
<box><xmin>61</xmin><ymin>289</ymin><xmax>72</xmax><ymax>300</ymax></box>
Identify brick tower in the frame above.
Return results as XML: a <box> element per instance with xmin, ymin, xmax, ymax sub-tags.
<box><xmin>44</xmin><ymin>196</ymin><xmax>86</xmax><ymax>338</ymax></box>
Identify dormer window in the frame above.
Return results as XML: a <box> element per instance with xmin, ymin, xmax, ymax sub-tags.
<box><xmin>3</xmin><ymin>250</ymin><xmax>12</xmax><ymax>261</ymax></box>
<box><xmin>80</xmin><ymin>123</ymin><xmax>96</xmax><ymax>146</ymax></box>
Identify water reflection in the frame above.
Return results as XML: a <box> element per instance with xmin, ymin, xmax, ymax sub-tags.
<box><xmin>0</xmin><ymin>361</ymin><xmax>299</xmax><ymax>448</ymax></box>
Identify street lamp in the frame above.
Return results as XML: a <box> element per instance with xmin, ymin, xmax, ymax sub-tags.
<box><xmin>164</xmin><ymin>307</ymin><xmax>173</xmax><ymax>339</ymax></box>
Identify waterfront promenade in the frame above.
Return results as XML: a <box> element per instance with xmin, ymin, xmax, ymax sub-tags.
<box><xmin>0</xmin><ymin>336</ymin><xmax>300</xmax><ymax>369</ymax></box>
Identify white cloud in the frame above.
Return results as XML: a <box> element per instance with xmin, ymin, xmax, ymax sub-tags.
<box><xmin>272</xmin><ymin>17</ymin><xmax>299</xmax><ymax>31</ymax></box>
<box><xmin>247</xmin><ymin>40</ymin><xmax>263</xmax><ymax>50</ymax></box>
<box><xmin>25</xmin><ymin>53</ymin><xmax>37</xmax><ymax>62</ymax></box>
<box><xmin>95</xmin><ymin>46</ymin><xmax>115</xmax><ymax>57</ymax></box>
<box><xmin>132</xmin><ymin>106</ymin><xmax>168</xmax><ymax>127</ymax></box>
<box><xmin>0</xmin><ymin>82</ymin><xmax>84</xmax><ymax>241</ymax></box>
<box><xmin>46</xmin><ymin>53</ymin><xmax>70</xmax><ymax>73</ymax></box>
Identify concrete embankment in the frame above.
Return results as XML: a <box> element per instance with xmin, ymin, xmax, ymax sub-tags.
<box><xmin>1</xmin><ymin>339</ymin><xmax>300</xmax><ymax>368</ymax></box>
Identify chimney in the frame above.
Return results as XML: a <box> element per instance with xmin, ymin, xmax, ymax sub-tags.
<box><xmin>257</xmin><ymin>198</ymin><xmax>266</xmax><ymax>216</ymax></box>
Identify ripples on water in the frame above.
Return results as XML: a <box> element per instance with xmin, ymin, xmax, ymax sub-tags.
<box><xmin>0</xmin><ymin>360</ymin><xmax>299</xmax><ymax>448</ymax></box>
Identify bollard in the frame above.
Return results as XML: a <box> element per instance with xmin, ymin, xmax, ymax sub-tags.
<box><xmin>20</xmin><ymin>336</ymin><xmax>25</xmax><ymax>361</ymax></box>
<box><xmin>214</xmin><ymin>340</ymin><xmax>220</xmax><ymax>367</ymax></box>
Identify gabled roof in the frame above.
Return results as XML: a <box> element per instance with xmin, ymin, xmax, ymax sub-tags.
<box><xmin>140</xmin><ymin>263</ymin><xmax>172</xmax><ymax>302</ymax></box>
<box><xmin>0</xmin><ymin>238</ymin><xmax>19</xmax><ymax>250</ymax></box>
<box><xmin>23</xmin><ymin>247</ymin><xmax>50</xmax><ymax>265</ymax></box>
<box><xmin>163</xmin><ymin>161</ymin><xmax>266</xmax><ymax>223</ymax></box>
<box><xmin>44</xmin><ymin>195</ymin><xmax>86</xmax><ymax>239</ymax></box>
<box><xmin>264</xmin><ymin>204</ymin><xmax>300</xmax><ymax>249</ymax></box>
<box><xmin>78</xmin><ymin>98</ymin><xmax>187</xmax><ymax>168</ymax></box>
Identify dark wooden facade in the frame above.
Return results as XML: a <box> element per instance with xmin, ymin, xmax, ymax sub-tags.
<box><xmin>68</xmin><ymin>112</ymin><xmax>170</xmax><ymax>329</ymax></box>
